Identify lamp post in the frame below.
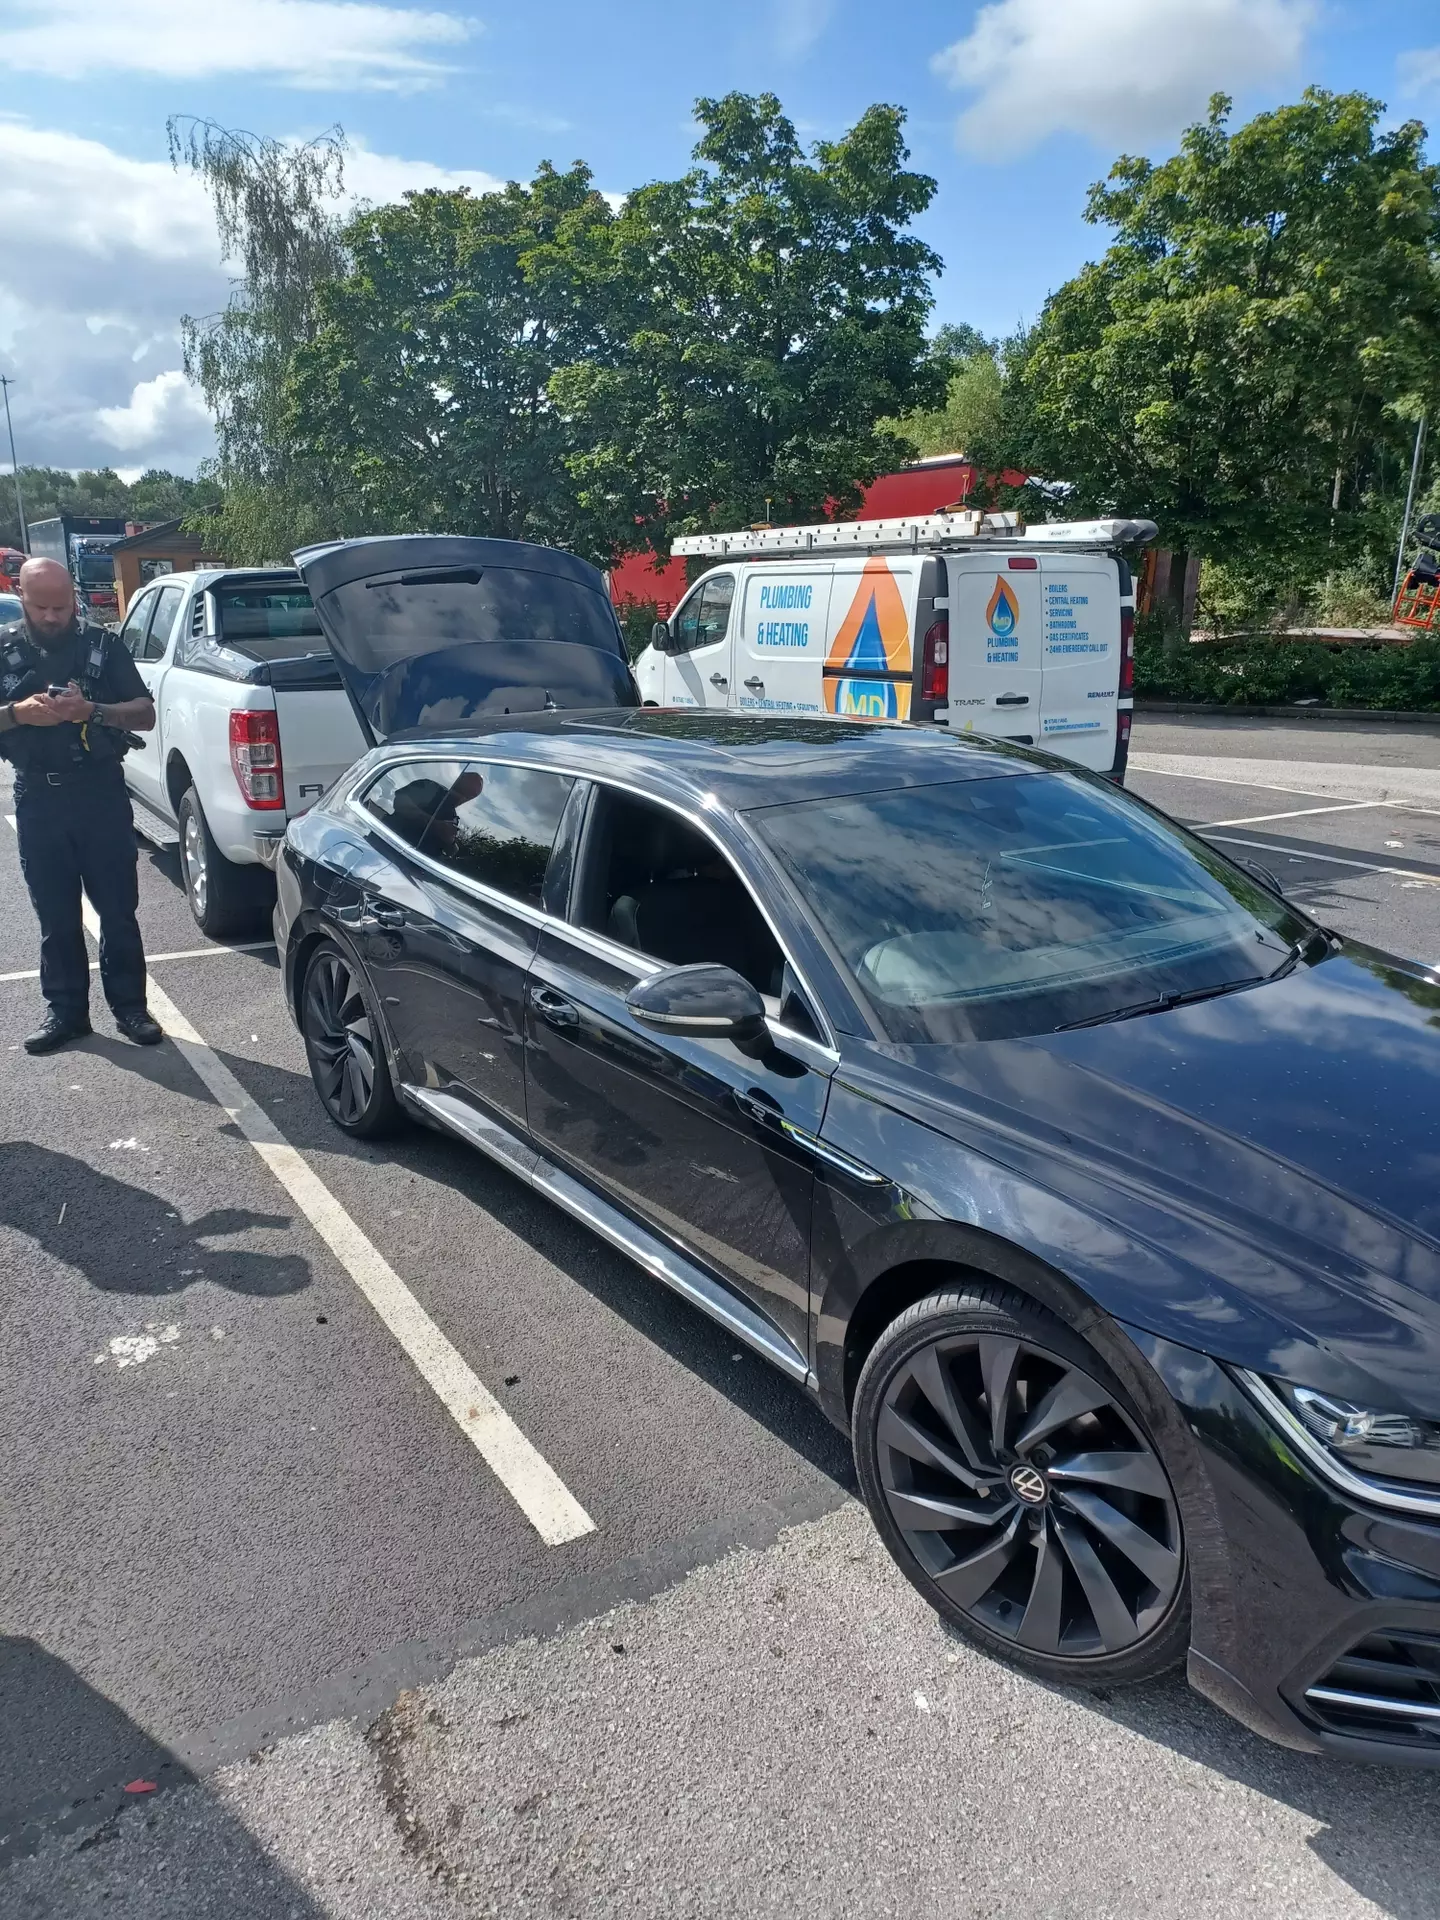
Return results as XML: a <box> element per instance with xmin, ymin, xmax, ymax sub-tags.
<box><xmin>1392</xmin><ymin>414</ymin><xmax>1428</xmax><ymax>607</ymax></box>
<box><xmin>0</xmin><ymin>375</ymin><xmax>26</xmax><ymax>553</ymax></box>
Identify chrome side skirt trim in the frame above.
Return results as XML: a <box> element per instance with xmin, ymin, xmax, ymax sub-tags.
<box><xmin>407</xmin><ymin>1085</ymin><xmax>542</xmax><ymax>1183</ymax></box>
<box><xmin>403</xmin><ymin>1083</ymin><xmax>811</xmax><ymax>1383</ymax></box>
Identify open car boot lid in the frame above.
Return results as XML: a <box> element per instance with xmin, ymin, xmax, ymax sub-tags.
<box><xmin>292</xmin><ymin>534</ymin><xmax>638</xmax><ymax>743</ymax></box>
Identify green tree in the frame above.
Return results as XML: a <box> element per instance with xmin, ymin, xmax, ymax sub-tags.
<box><xmin>170</xmin><ymin>117</ymin><xmax>349</xmax><ymax>563</ymax></box>
<box><xmin>1010</xmin><ymin>90</ymin><xmax>1440</xmax><ymax>633</ymax></box>
<box><xmin>551</xmin><ymin>92</ymin><xmax>943</xmax><ymax>552</ymax></box>
<box><xmin>289</xmin><ymin>163</ymin><xmax>620</xmax><ymax>554</ymax></box>
<box><xmin>886</xmin><ymin>326</ymin><xmax>1006</xmax><ymax>461</ymax></box>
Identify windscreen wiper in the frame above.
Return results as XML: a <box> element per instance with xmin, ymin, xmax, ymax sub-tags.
<box><xmin>1056</xmin><ymin>941</ymin><xmax>1306</xmax><ymax>1033</ymax></box>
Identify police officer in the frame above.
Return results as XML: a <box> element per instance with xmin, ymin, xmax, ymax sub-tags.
<box><xmin>0</xmin><ymin>557</ymin><xmax>163</xmax><ymax>1054</ymax></box>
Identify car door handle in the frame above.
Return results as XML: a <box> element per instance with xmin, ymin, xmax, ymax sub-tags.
<box><xmin>994</xmin><ymin>693</ymin><xmax>1030</xmax><ymax>707</ymax></box>
<box><xmin>709</xmin><ymin>673</ymin><xmax>729</xmax><ymax>688</ymax></box>
<box><xmin>743</xmin><ymin>676</ymin><xmax>765</xmax><ymax>691</ymax></box>
<box><xmin>530</xmin><ymin>985</ymin><xmax>579</xmax><ymax>1029</ymax></box>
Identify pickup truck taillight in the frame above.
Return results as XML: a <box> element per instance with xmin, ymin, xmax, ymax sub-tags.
<box><xmin>921</xmin><ymin>616</ymin><xmax>950</xmax><ymax>703</ymax></box>
<box><xmin>1119</xmin><ymin>607</ymin><xmax>1135</xmax><ymax>693</ymax></box>
<box><xmin>229</xmin><ymin>709</ymin><xmax>285</xmax><ymax>810</ymax></box>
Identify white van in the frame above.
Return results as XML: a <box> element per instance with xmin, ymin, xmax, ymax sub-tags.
<box><xmin>632</xmin><ymin>514</ymin><xmax>1151</xmax><ymax>778</ymax></box>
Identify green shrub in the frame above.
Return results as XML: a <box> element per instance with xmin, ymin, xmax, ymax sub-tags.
<box><xmin>1136</xmin><ymin>633</ymin><xmax>1440</xmax><ymax>710</ymax></box>
<box><xmin>615</xmin><ymin>598</ymin><xmax>662</xmax><ymax>662</ymax></box>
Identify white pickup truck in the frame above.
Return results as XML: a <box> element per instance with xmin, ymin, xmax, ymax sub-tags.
<box><xmin>114</xmin><ymin>569</ymin><xmax>366</xmax><ymax>936</ymax></box>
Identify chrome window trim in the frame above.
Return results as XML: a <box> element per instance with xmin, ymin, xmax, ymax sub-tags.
<box><xmin>1236</xmin><ymin>1369</ymin><xmax>1440</xmax><ymax>1520</ymax></box>
<box><xmin>345</xmin><ymin>749</ymin><xmax>839</xmax><ymax>1056</ymax></box>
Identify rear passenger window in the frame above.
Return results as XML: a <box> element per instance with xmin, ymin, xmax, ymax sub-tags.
<box><xmin>362</xmin><ymin>760</ymin><xmax>469</xmax><ymax>849</ymax></box>
<box><xmin>362</xmin><ymin>759</ymin><xmax>574</xmax><ymax>908</ymax></box>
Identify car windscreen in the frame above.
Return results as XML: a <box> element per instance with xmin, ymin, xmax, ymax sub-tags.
<box><xmin>749</xmin><ymin>771</ymin><xmax>1309</xmax><ymax>1044</ymax></box>
<box><xmin>314</xmin><ymin>564</ymin><xmax>624</xmax><ymax>676</ymax></box>
<box><xmin>75</xmin><ymin>553</ymin><xmax>115</xmax><ymax>585</ymax></box>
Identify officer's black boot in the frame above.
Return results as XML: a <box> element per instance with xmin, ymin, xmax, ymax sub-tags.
<box><xmin>24</xmin><ymin>1009</ymin><xmax>93</xmax><ymax>1054</ymax></box>
<box><xmin>115</xmin><ymin>1008</ymin><xmax>163</xmax><ymax>1047</ymax></box>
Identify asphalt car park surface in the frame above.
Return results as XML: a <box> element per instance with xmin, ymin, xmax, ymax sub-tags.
<box><xmin>4</xmin><ymin>711</ymin><xmax>1440</xmax><ymax>1919</ymax></box>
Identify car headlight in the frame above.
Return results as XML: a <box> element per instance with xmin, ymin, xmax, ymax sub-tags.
<box><xmin>1280</xmin><ymin>1384</ymin><xmax>1440</xmax><ymax>1489</ymax></box>
<box><xmin>1239</xmin><ymin>1372</ymin><xmax>1440</xmax><ymax>1508</ymax></box>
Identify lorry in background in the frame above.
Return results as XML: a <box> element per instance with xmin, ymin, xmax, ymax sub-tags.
<box><xmin>26</xmin><ymin>515</ymin><xmax>127</xmax><ymax>623</ymax></box>
<box><xmin>634</xmin><ymin>510</ymin><xmax>1155</xmax><ymax>780</ymax></box>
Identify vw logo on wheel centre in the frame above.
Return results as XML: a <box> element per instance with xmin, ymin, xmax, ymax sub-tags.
<box><xmin>1009</xmin><ymin>1463</ymin><xmax>1048</xmax><ymax>1505</ymax></box>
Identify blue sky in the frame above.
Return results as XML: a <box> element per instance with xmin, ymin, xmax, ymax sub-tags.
<box><xmin>2</xmin><ymin>0</ymin><xmax>1436</xmax><ymax>474</ymax></box>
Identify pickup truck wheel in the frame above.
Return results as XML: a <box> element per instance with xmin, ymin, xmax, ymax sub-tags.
<box><xmin>178</xmin><ymin>787</ymin><xmax>272</xmax><ymax>939</ymax></box>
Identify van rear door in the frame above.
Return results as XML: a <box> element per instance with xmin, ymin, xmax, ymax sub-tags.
<box><xmin>944</xmin><ymin>554</ymin><xmax>1043</xmax><ymax>744</ymax></box>
<box><xmin>1037</xmin><ymin>554</ymin><xmax>1119</xmax><ymax>772</ymax></box>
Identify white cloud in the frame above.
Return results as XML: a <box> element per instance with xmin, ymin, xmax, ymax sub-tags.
<box><xmin>97</xmin><ymin>371</ymin><xmax>212</xmax><ymax>454</ymax></box>
<box><xmin>933</xmin><ymin>0</ymin><xmax>1313</xmax><ymax>159</ymax></box>
<box><xmin>1400</xmin><ymin>46</ymin><xmax>1440</xmax><ymax>99</ymax></box>
<box><xmin>0</xmin><ymin>120</ymin><xmax>510</xmax><ymax>473</ymax></box>
<box><xmin>3</xmin><ymin>0</ymin><xmax>473</xmax><ymax>92</ymax></box>
<box><xmin>775</xmin><ymin>0</ymin><xmax>838</xmax><ymax>59</ymax></box>
<box><xmin>343</xmin><ymin>139</ymin><xmax>504</xmax><ymax>203</ymax></box>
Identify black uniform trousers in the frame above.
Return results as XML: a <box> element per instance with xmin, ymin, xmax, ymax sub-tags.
<box><xmin>14</xmin><ymin>760</ymin><xmax>147</xmax><ymax>1021</ymax></box>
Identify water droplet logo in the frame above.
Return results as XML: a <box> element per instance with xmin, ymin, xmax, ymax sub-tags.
<box><xmin>986</xmin><ymin>577</ymin><xmax>1019</xmax><ymax>639</ymax></box>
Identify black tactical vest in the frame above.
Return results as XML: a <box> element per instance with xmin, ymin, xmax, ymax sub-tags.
<box><xmin>0</xmin><ymin>622</ymin><xmax>125</xmax><ymax>777</ymax></box>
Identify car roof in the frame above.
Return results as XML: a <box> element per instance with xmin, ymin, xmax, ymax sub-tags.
<box><xmin>375</xmin><ymin>708</ymin><xmax>1051</xmax><ymax>810</ymax></box>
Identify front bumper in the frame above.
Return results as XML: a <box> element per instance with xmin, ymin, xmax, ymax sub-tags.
<box><xmin>1123</xmin><ymin>1325</ymin><xmax>1440</xmax><ymax>1764</ymax></box>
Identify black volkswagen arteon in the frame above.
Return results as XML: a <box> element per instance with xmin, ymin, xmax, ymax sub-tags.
<box><xmin>275</xmin><ymin>535</ymin><xmax>1440</xmax><ymax>1765</ymax></box>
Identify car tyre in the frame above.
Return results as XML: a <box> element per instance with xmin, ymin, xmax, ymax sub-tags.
<box><xmin>300</xmin><ymin>940</ymin><xmax>402</xmax><ymax>1139</ymax></box>
<box><xmin>178</xmin><ymin>786</ymin><xmax>273</xmax><ymax>939</ymax></box>
<box><xmin>854</xmin><ymin>1283</ymin><xmax>1189</xmax><ymax>1687</ymax></box>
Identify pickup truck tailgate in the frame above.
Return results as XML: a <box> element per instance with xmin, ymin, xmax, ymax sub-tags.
<box><xmin>267</xmin><ymin>652</ymin><xmax>368</xmax><ymax>820</ymax></box>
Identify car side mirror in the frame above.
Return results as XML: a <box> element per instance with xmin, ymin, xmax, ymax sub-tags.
<box><xmin>626</xmin><ymin>963</ymin><xmax>767</xmax><ymax>1048</ymax></box>
<box><xmin>651</xmin><ymin>619</ymin><xmax>671</xmax><ymax>654</ymax></box>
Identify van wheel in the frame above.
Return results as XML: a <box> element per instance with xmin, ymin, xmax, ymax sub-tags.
<box><xmin>178</xmin><ymin>787</ymin><xmax>272</xmax><ymax>939</ymax></box>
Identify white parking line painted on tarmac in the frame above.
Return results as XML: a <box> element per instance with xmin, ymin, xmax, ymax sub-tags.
<box><xmin>3</xmin><ymin>816</ymin><xmax>595</xmax><ymax>1547</ymax></box>
<box><xmin>1204</xmin><ymin>832</ymin><xmax>1440</xmax><ymax>884</ymax></box>
<box><xmin>0</xmin><ymin>939</ymin><xmax>274</xmax><ymax>985</ymax></box>
<box><xmin>1196</xmin><ymin>801</ymin><xmax>1381</xmax><ymax>829</ymax></box>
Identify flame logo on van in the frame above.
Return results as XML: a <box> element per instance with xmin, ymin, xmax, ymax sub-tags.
<box><xmin>986</xmin><ymin>577</ymin><xmax>1019</xmax><ymax>639</ymax></box>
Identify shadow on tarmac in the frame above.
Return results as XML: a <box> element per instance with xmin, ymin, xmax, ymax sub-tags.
<box><xmin>0</xmin><ymin>1637</ymin><xmax>325</xmax><ymax>1916</ymax></box>
<box><xmin>211</xmin><ymin>1045</ymin><xmax>856</xmax><ymax>1489</ymax></box>
<box><xmin>0</xmin><ymin>1141</ymin><xmax>310</xmax><ymax>1297</ymax></box>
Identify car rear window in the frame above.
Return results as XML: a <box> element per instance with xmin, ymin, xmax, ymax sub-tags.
<box><xmin>750</xmin><ymin>771</ymin><xmax>1307</xmax><ymax>1044</ymax></box>
<box><xmin>317</xmin><ymin>564</ymin><xmax>624</xmax><ymax>676</ymax></box>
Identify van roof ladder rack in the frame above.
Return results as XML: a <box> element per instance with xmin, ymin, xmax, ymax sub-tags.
<box><xmin>670</xmin><ymin>513</ymin><xmax>1157</xmax><ymax>561</ymax></box>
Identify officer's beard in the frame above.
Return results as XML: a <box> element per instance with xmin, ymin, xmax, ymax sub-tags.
<box><xmin>26</xmin><ymin>617</ymin><xmax>79</xmax><ymax>654</ymax></box>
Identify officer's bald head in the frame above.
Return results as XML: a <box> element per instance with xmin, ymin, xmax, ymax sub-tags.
<box><xmin>17</xmin><ymin>558</ymin><xmax>77</xmax><ymax>645</ymax></box>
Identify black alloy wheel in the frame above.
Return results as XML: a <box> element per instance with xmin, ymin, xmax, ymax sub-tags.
<box><xmin>854</xmin><ymin>1286</ymin><xmax>1188</xmax><ymax>1684</ymax></box>
<box><xmin>301</xmin><ymin>943</ymin><xmax>400</xmax><ymax>1138</ymax></box>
